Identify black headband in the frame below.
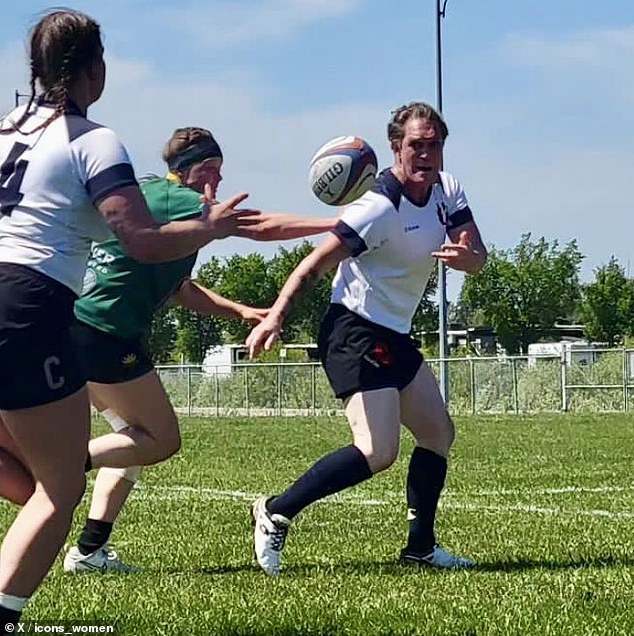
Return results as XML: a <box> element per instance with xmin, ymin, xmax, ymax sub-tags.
<box><xmin>167</xmin><ymin>137</ymin><xmax>223</xmax><ymax>172</ymax></box>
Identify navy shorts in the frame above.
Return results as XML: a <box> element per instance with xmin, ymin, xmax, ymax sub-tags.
<box><xmin>70</xmin><ymin>320</ymin><xmax>154</xmax><ymax>384</ymax></box>
<box><xmin>318</xmin><ymin>304</ymin><xmax>423</xmax><ymax>400</ymax></box>
<box><xmin>0</xmin><ymin>263</ymin><xmax>85</xmax><ymax>410</ymax></box>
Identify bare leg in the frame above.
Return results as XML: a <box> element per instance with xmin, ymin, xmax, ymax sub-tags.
<box><xmin>87</xmin><ymin>470</ymin><xmax>135</xmax><ymax>523</ymax></box>
<box><xmin>0</xmin><ymin>388</ymin><xmax>89</xmax><ymax>595</ymax></box>
<box><xmin>88</xmin><ymin>370</ymin><xmax>180</xmax><ymax>469</ymax></box>
<box><xmin>399</xmin><ymin>360</ymin><xmax>455</xmax><ymax>457</ymax></box>
<box><xmin>344</xmin><ymin>388</ymin><xmax>401</xmax><ymax>472</ymax></box>
<box><xmin>63</xmin><ymin>370</ymin><xmax>178</xmax><ymax>574</ymax></box>
<box><xmin>0</xmin><ymin>421</ymin><xmax>34</xmax><ymax>506</ymax></box>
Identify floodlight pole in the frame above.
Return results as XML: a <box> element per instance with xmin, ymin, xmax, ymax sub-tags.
<box><xmin>436</xmin><ymin>0</ymin><xmax>450</xmax><ymax>403</ymax></box>
<box><xmin>14</xmin><ymin>90</ymin><xmax>30</xmax><ymax>108</ymax></box>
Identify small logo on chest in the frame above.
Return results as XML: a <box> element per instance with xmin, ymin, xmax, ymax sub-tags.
<box><xmin>404</xmin><ymin>224</ymin><xmax>420</xmax><ymax>233</ymax></box>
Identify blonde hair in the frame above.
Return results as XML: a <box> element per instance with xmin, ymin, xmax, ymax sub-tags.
<box><xmin>162</xmin><ymin>127</ymin><xmax>222</xmax><ymax>171</ymax></box>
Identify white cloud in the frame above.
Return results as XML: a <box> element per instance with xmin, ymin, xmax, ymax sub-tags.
<box><xmin>503</xmin><ymin>25</ymin><xmax>634</xmax><ymax>69</ymax></box>
<box><xmin>154</xmin><ymin>0</ymin><xmax>364</xmax><ymax>48</ymax></box>
<box><xmin>88</xmin><ymin>52</ymin><xmax>389</xmax><ymax>268</ymax></box>
<box><xmin>96</xmin><ymin>53</ymin><xmax>388</xmax><ymax>178</ymax></box>
<box><xmin>4</xmin><ymin>10</ymin><xmax>634</xmax><ymax>305</ymax></box>
<box><xmin>449</xmin><ymin>125</ymin><xmax>634</xmax><ymax>287</ymax></box>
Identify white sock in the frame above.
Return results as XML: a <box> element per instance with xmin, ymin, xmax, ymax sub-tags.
<box><xmin>0</xmin><ymin>592</ymin><xmax>29</xmax><ymax>611</ymax></box>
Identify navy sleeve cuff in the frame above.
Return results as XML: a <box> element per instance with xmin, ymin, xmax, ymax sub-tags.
<box><xmin>86</xmin><ymin>163</ymin><xmax>138</xmax><ymax>204</ymax></box>
<box><xmin>447</xmin><ymin>206</ymin><xmax>473</xmax><ymax>229</ymax></box>
<box><xmin>332</xmin><ymin>220</ymin><xmax>367</xmax><ymax>256</ymax></box>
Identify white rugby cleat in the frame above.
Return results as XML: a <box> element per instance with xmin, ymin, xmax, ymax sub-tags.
<box><xmin>251</xmin><ymin>496</ymin><xmax>291</xmax><ymax>576</ymax></box>
<box><xmin>63</xmin><ymin>545</ymin><xmax>139</xmax><ymax>574</ymax></box>
<box><xmin>400</xmin><ymin>544</ymin><xmax>475</xmax><ymax>570</ymax></box>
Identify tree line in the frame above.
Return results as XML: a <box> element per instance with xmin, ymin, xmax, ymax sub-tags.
<box><xmin>147</xmin><ymin>234</ymin><xmax>633</xmax><ymax>362</ymax></box>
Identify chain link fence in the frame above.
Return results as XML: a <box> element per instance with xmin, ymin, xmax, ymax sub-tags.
<box><xmin>157</xmin><ymin>347</ymin><xmax>634</xmax><ymax>416</ymax></box>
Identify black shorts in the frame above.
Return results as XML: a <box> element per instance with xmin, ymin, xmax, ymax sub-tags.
<box><xmin>0</xmin><ymin>263</ymin><xmax>85</xmax><ymax>410</ymax></box>
<box><xmin>70</xmin><ymin>320</ymin><xmax>154</xmax><ymax>384</ymax></box>
<box><xmin>318</xmin><ymin>303</ymin><xmax>423</xmax><ymax>400</ymax></box>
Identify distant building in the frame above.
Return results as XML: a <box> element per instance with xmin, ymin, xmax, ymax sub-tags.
<box><xmin>202</xmin><ymin>344</ymin><xmax>249</xmax><ymax>376</ymax></box>
<box><xmin>421</xmin><ymin>322</ymin><xmax>591</xmax><ymax>357</ymax></box>
<box><xmin>421</xmin><ymin>324</ymin><xmax>497</xmax><ymax>355</ymax></box>
<box><xmin>527</xmin><ymin>341</ymin><xmax>598</xmax><ymax>367</ymax></box>
<box><xmin>202</xmin><ymin>343</ymin><xmax>319</xmax><ymax>375</ymax></box>
<box><xmin>278</xmin><ymin>343</ymin><xmax>320</xmax><ymax>361</ymax></box>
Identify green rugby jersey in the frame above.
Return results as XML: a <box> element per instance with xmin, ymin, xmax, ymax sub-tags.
<box><xmin>74</xmin><ymin>177</ymin><xmax>202</xmax><ymax>339</ymax></box>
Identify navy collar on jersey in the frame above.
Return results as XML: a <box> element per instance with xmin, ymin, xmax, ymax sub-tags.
<box><xmin>36</xmin><ymin>95</ymin><xmax>85</xmax><ymax>117</ymax></box>
<box><xmin>371</xmin><ymin>169</ymin><xmax>404</xmax><ymax>210</ymax></box>
<box><xmin>372</xmin><ymin>168</ymin><xmax>442</xmax><ymax>210</ymax></box>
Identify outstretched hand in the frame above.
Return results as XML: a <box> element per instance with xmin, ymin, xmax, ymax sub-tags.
<box><xmin>241</xmin><ymin>306</ymin><xmax>270</xmax><ymax>325</ymax></box>
<box><xmin>432</xmin><ymin>230</ymin><xmax>484</xmax><ymax>274</ymax></box>
<box><xmin>245</xmin><ymin>313</ymin><xmax>283</xmax><ymax>359</ymax></box>
<box><xmin>201</xmin><ymin>185</ymin><xmax>262</xmax><ymax>240</ymax></box>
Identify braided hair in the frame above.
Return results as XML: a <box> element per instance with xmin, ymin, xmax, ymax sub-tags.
<box><xmin>1</xmin><ymin>9</ymin><xmax>102</xmax><ymax>135</ymax></box>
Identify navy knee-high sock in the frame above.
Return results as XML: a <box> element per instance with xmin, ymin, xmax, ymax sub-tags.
<box><xmin>0</xmin><ymin>606</ymin><xmax>21</xmax><ymax>633</ymax></box>
<box><xmin>267</xmin><ymin>445</ymin><xmax>373</xmax><ymax>520</ymax></box>
<box><xmin>405</xmin><ymin>447</ymin><xmax>447</xmax><ymax>554</ymax></box>
<box><xmin>77</xmin><ymin>519</ymin><xmax>113</xmax><ymax>555</ymax></box>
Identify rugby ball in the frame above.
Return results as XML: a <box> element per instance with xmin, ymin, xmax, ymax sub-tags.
<box><xmin>309</xmin><ymin>136</ymin><xmax>377</xmax><ymax>206</ymax></box>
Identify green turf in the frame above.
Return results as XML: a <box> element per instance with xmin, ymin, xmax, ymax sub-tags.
<box><xmin>3</xmin><ymin>413</ymin><xmax>634</xmax><ymax>635</ymax></box>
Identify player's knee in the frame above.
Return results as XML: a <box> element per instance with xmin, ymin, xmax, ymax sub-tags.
<box><xmin>160</xmin><ymin>418</ymin><xmax>181</xmax><ymax>459</ymax></box>
<box><xmin>150</xmin><ymin>419</ymin><xmax>180</xmax><ymax>463</ymax></box>
<box><xmin>446</xmin><ymin>417</ymin><xmax>456</xmax><ymax>447</ymax></box>
<box><xmin>415</xmin><ymin>413</ymin><xmax>455</xmax><ymax>456</ymax></box>
<box><xmin>363</xmin><ymin>440</ymin><xmax>399</xmax><ymax>473</ymax></box>
<box><xmin>46</xmin><ymin>470</ymin><xmax>86</xmax><ymax>512</ymax></box>
<box><xmin>158</xmin><ymin>430</ymin><xmax>180</xmax><ymax>461</ymax></box>
<box><xmin>67</xmin><ymin>471</ymin><xmax>87</xmax><ymax>508</ymax></box>
<box><xmin>440</xmin><ymin>414</ymin><xmax>456</xmax><ymax>451</ymax></box>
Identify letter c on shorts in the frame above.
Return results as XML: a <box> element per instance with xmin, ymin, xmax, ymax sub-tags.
<box><xmin>43</xmin><ymin>355</ymin><xmax>65</xmax><ymax>390</ymax></box>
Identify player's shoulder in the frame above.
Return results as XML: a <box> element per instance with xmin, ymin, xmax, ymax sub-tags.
<box><xmin>168</xmin><ymin>180</ymin><xmax>202</xmax><ymax>206</ymax></box>
<box><xmin>369</xmin><ymin>168</ymin><xmax>404</xmax><ymax>211</ymax></box>
<box><xmin>437</xmin><ymin>171</ymin><xmax>463</xmax><ymax>198</ymax></box>
<box><xmin>67</xmin><ymin>116</ymin><xmax>117</xmax><ymax>145</ymax></box>
<box><xmin>140</xmin><ymin>174</ymin><xmax>166</xmax><ymax>192</ymax></box>
<box><xmin>340</xmin><ymin>169</ymin><xmax>399</xmax><ymax>221</ymax></box>
<box><xmin>143</xmin><ymin>178</ymin><xmax>202</xmax><ymax>221</ymax></box>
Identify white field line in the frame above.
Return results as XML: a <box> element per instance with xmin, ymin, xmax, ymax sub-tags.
<box><xmin>133</xmin><ymin>483</ymin><xmax>634</xmax><ymax>499</ymax></box>
<box><xmin>2</xmin><ymin>482</ymin><xmax>630</xmax><ymax>520</ymax></box>
<box><xmin>130</xmin><ymin>485</ymin><xmax>634</xmax><ymax>521</ymax></box>
<box><xmin>445</xmin><ymin>485</ymin><xmax>634</xmax><ymax>497</ymax></box>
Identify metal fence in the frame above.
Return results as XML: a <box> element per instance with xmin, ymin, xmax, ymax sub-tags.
<box><xmin>156</xmin><ymin>347</ymin><xmax>634</xmax><ymax>416</ymax></box>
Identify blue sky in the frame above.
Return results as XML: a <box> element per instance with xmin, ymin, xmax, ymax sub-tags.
<box><xmin>2</xmin><ymin>1</ymin><xmax>634</xmax><ymax>301</ymax></box>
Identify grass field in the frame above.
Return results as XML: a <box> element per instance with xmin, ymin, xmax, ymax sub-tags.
<box><xmin>3</xmin><ymin>413</ymin><xmax>634</xmax><ymax>635</ymax></box>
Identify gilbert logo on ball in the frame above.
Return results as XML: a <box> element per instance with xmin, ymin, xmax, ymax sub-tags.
<box><xmin>309</xmin><ymin>136</ymin><xmax>377</xmax><ymax>206</ymax></box>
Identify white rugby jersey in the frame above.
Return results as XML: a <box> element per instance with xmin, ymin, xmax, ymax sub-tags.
<box><xmin>0</xmin><ymin>101</ymin><xmax>137</xmax><ymax>294</ymax></box>
<box><xmin>331</xmin><ymin>169</ymin><xmax>474</xmax><ymax>334</ymax></box>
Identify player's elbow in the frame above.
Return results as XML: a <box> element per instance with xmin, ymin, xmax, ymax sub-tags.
<box><xmin>120</xmin><ymin>239</ymin><xmax>164</xmax><ymax>264</ymax></box>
